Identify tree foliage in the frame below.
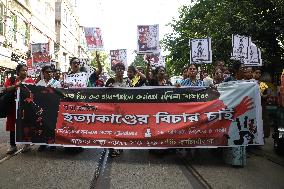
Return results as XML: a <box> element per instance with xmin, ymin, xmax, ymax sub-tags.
<box><xmin>131</xmin><ymin>54</ymin><xmax>147</xmax><ymax>68</ymax></box>
<box><xmin>162</xmin><ymin>0</ymin><xmax>284</xmax><ymax>75</ymax></box>
<box><xmin>90</xmin><ymin>51</ymin><xmax>114</xmax><ymax>77</ymax></box>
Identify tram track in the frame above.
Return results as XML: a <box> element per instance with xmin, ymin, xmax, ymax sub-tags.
<box><xmin>89</xmin><ymin>149</ymin><xmax>213</xmax><ymax>189</ymax></box>
<box><xmin>90</xmin><ymin>149</ymin><xmax>111</xmax><ymax>189</ymax></box>
<box><xmin>250</xmin><ymin>150</ymin><xmax>284</xmax><ymax>167</ymax></box>
<box><xmin>0</xmin><ymin>145</ymin><xmax>32</xmax><ymax>164</ymax></box>
<box><xmin>177</xmin><ymin>154</ymin><xmax>213</xmax><ymax>189</ymax></box>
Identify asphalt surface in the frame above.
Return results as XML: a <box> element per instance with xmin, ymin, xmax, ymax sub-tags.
<box><xmin>1</xmin><ymin>118</ymin><xmax>284</xmax><ymax>189</ymax></box>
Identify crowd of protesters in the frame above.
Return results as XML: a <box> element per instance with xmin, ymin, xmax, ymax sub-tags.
<box><xmin>1</xmin><ymin>53</ymin><xmax>277</xmax><ymax>167</ymax></box>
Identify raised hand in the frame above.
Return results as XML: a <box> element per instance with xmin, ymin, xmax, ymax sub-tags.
<box><xmin>95</xmin><ymin>51</ymin><xmax>100</xmax><ymax>61</ymax></box>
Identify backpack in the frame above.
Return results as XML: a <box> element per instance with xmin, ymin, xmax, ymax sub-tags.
<box><xmin>0</xmin><ymin>77</ymin><xmax>16</xmax><ymax>118</ymax></box>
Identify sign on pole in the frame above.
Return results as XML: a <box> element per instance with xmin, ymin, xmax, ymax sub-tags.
<box><xmin>246</xmin><ymin>42</ymin><xmax>262</xmax><ymax>66</ymax></box>
<box><xmin>231</xmin><ymin>35</ymin><xmax>262</xmax><ymax>66</ymax></box>
<box><xmin>30</xmin><ymin>43</ymin><xmax>51</xmax><ymax>76</ymax></box>
<box><xmin>84</xmin><ymin>27</ymin><xmax>104</xmax><ymax>51</ymax></box>
<box><xmin>147</xmin><ymin>52</ymin><xmax>165</xmax><ymax>68</ymax></box>
<box><xmin>31</xmin><ymin>43</ymin><xmax>50</xmax><ymax>64</ymax></box>
<box><xmin>110</xmin><ymin>49</ymin><xmax>127</xmax><ymax>70</ymax></box>
<box><xmin>231</xmin><ymin>34</ymin><xmax>251</xmax><ymax>62</ymax></box>
<box><xmin>137</xmin><ymin>25</ymin><xmax>159</xmax><ymax>54</ymax></box>
<box><xmin>189</xmin><ymin>38</ymin><xmax>212</xmax><ymax>64</ymax></box>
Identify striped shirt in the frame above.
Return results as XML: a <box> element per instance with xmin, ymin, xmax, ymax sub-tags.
<box><xmin>180</xmin><ymin>79</ymin><xmax>204</xmax><ymax>86</ymax></box>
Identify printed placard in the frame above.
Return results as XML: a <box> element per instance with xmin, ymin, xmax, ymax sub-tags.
<box><xmin>147</xmin><ymin>52</ymin><xmax>165</xmax><ymax>68</ymax></box>
<box><xmin>64</xmin><ymin>72</ymin><xmax>88</xmax><ymax>88</ymax></box>
<box><xmin>245</xmin><ymin>42</ymin><xmax>262</xmax><ymax>66</ymax></box>
<box><xmin>189</xmin><ymin>38</ymin><xmax>212</xmax><ymax>64</ymax></box>
<box><xmin>110</xmin><ymin>49</ymin><xmax>127</xmax><ymax>70</ymax></box>
<box><xmin>31</xmin><ymin>43</ymin><xmax>50</xmax><ymax>64</ymax></box>
<box><xmin>231</xmin><ymin>34</ymin><xmax>251</xmax><ymax>62</ymax></box>
<box><xmin>137</xmin><ymin>25</ymin><xmax>159</xmax><ymax>54</ymax></box>
<box><xmin>84</xmin><ymin>27</ymin><xmax>104</xmax><ymax>51</ymax></box>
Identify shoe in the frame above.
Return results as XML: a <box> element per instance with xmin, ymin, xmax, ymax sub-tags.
<box><xmin>6</xmin><ymin>146</ymin><xmax>17</xmax><ymax>155</ymax></box>
<box><xmin>38</xmin><ymin>145</ymin><xmax>47</xmax><ymax>152</ymax></box>
<box><xmin>148</xmin><ymin>149</ymin><xmax>165</xmax><ymax>156</ymax></box>
<box><xmin>254</xmin><ymin>146</ymin><xmax>262</xmax><ymax>150</ymax></box>
<box><xmin>64</xmin><ymin>147</ymin><xmax>84</xmax><ymax>153</ymax></box>
<box><xmin>49</xmin><ymin>146</ymin><xmax>56</xmax><ymax>151</ymax></box>
<box><xmin>110</xmin><ymin>149</ymin><xmax>120</xmax><ymax>158</ymax></box>
<box><xmin>22</xmin><ymin>144</ymin><xmax>31</xmax><ymax>153</ymax></box>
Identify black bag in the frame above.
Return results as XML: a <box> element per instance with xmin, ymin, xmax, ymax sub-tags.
<box><xmin>0</xmin><ymin>77</ymin><xmax>16</xmax><ymax>118</ymax></box>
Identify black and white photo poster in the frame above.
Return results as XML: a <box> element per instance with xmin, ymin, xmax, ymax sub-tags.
<box><xmin>231</xmin><ymin>34</ymin><xmax>251</xmax><ymax>62</ymax></box>
<box><xmin>189</xmin><ymin>38</ymin><xmax>212</xmax><ymax>64</ymax></box>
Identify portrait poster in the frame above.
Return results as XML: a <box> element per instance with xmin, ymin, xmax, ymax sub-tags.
<box><xmin>110</xmin><ymin>49</ymin><xmax>127</xmax><ymax>70</ymax></box>
<box><xmin>84</xmin><ymin>27</ymin><xmax>104</xmax><ymax>51</ymax></box>
<box><xmin>137</xmin><ymin>25</ymin><xmax>159</xmax><ymax>54</ymax></box>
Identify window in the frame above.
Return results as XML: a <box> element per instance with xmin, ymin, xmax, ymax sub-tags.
<box><xmin>0</xmin><ymin>3</ymin><xmax>4</xmax><ymax>35</ymax></box>
<box><xmin>62</xmin><ymin>8</ymin><xmax>65</xmax><ymax>21</ymax></box>
<box><xmin>24</xmin><ymin>22</ymin><xmax>29</xmax><ymax>46</ymax></box>
<box><xmin>17</xmin><ymin>18</ymin><xmax>29</xmax><ymax>46</ymax></box>
<box><xmin>11</xmin><ymin>13</ymin><xmax>17</xmax><ymax>41</ymax></box>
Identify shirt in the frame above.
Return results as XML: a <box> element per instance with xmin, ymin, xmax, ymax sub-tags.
<box><xmin>36</xmin><ymin>78</ymin><xmax>61</xmax><ymax>88</ymax></box>
<box><xmin>106</xmin><ymin>78</ymin><xmax>129</xmax><ymax>87</ymax></box>
<box><xmin>128</xmin><ymin>75</ymin><xmax>146</xmax><ymax>87</ymax></box>
<box><xmin>148</xmin><ymin>79</ymin><xmax>172</xmax><ymax>86</ymax></box>
<box><xmin>180</xmin><ymin>78</ymin><xmax>204</xmax><ymax>86</ymax></box>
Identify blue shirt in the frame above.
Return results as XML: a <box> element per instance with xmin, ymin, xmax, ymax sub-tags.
<box><xmin>180</xmin><ymin>78</ymin><xmax>204</xmax><ymax>86</ymax></box>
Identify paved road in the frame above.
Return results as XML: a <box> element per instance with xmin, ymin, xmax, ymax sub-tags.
<box><xmin>1</xmin><ymin>118</ymin><xmax>284</xmax><ymax>189</ymax></box>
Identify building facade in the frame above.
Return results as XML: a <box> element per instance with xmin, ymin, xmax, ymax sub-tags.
<box><xmin>0</xmin><ymin>0</ymin><xmax>31</xmax><ymax>85</ymax></box>
<box><xmin>29</xmin><ymin>0</ymin><xmax>56</xmax><ymax>63</ymax></box>
<box><xmin>55</xmin><ymin>0</ymin><xmax>80</xmax><ymax>72</ymax></box>
<box><xmin>78</xmin><ymin>25</ymin><xmax>90</xmax><ymax>62</ymax></box>
<box><xmin>0</xmin><ymin>0</ymin><xmax>90</xmax><ymax>85</ymax></box>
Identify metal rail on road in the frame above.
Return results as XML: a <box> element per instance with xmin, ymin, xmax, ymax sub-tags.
<box><xmin>177</xmin><ymin>155</ymin><xmax>213</xmax><ymax>189</ymax></box>
<box><xmin>88</xmin><ymin>149</ymin><xmax>213</xmax><ymax>189</ymax></box>
<box><xmin>250</xmin><ymin>150</ymin><xmax>284</xmax><ymax>167</ymax></box>
<box><xmin>90</xmin><ymin>149</ymin><xmax>111</xmax><ymax>189</ymax></box>
<box><xmin>0</xmin><ymin>146</ymin><xmax>29</xmax><ymax>164</ymax></box>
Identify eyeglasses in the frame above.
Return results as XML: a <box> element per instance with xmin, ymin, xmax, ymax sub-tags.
<box><xmin>72</xmin><ymin>61</ymin><xmax>80</xmax><ymax>65</ymax></box>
